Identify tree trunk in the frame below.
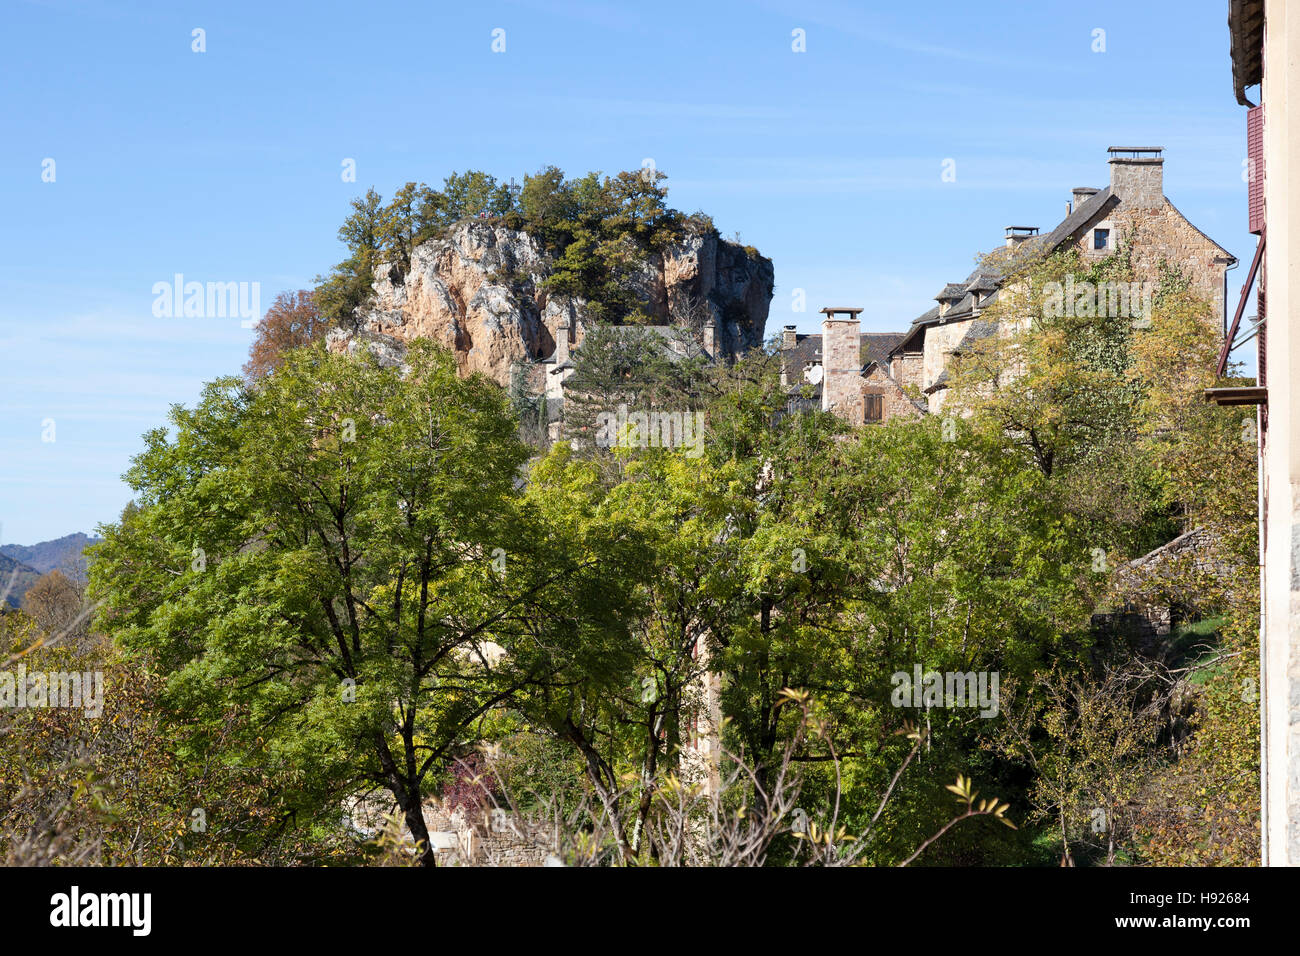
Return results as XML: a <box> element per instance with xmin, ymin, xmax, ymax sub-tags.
<box><xmin>1058</xmin><ymin>810</ymin><xmax>1074</xmax><ymax>867</ymax></box>
<box><xmin>399</xmin><ymin>791</ymin><xmax>437</xmax><ymax>868</ymax></box>
<box><xmin>376</xmin><ymin>732</ymin><xmax>437</xmax><ymax>867</ymax></box>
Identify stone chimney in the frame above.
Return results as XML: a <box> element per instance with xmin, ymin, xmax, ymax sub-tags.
<box><xmin>1005</xmin><ymin>226</ymin><xmax>1039</xmax><ymax>249</ymax></box>
<box><xmin>782</xmin><ymin>324</ymin><xmax>798</xmax><ymax>349</ymax></box>
<box><xmin>702</xmin><ymin>320</ymin><xmax>716</xmax><ymax>356</ymax></box>
<box><xmin>555</xmin><ymin>324</ymin><xmax>570</xmax><ymax>364</ymax></box>
<box><xmin>1107</xmin><ymin>147</ymin><xmax>1164</xmax><ymax>209</ymax></box>
<box><xmin>1072</xmin><ymin>186</ymin><xmax>1098</xmax><ymax>210</ymax></box>
<box><xmin>819</xmin><ymin>307</ymin><xmax>863</xmax><ymax>420</ymax></box>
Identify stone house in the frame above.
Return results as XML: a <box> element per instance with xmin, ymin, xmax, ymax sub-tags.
<box><xmin>893</xmin><ymin>146</ymin><xmax>1236</xmax><ymax>416</ymax></box>
<box><xmin>778</xmin><ymin>310</ymin><xmax>926</xmax><ymax>425</ymax></box>
<box><xmin>786</xmin><ymin>146</ymin><xmax>1237</xmax><ymax>425</ymax></box>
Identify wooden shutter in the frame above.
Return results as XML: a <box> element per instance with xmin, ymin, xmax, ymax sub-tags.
<box><xmin>1248</xmin><ymin>104</ymin><xmax>1265</xmax><ymax>234</ymax></box>
<box><xmin>1258</xmin><ymin>251</ymin><xmax>1267</xmax><ymax>388</ymax></box>
<box><xmin>864</xmin><ymin>393</ymin><xmax>883</xmax><ymax>423</ymax></box>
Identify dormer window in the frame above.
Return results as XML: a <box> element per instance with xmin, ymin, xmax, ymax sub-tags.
<box><xmin>1094</xmin><ymin>228</ymin><xmax>1110</xmax><ymax>250</ymax></box>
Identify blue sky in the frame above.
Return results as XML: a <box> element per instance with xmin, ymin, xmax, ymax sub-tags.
<box><xmin>0</xmin><ymin>0</ymin><xmax>1254</xmax><ymax>544</ymax></box>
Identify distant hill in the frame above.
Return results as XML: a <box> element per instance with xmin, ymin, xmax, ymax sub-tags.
<box><xmin>0</xmin><ymin>552</ymin><xmax>41</xmax><ymax>609</ymax></box>
<box><xmin>0</xmin><ymin>532</ymin><xmax>102</xmax><ymax>606</ymax></box>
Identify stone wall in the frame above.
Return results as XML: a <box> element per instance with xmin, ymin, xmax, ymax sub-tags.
<box><xmin>1103</xmin><ymin>527</ymin><xmax>1234</xmax><ymax>657</ymax></box>
<box><xmin>892</xmin><ymin>351</ymin><xmax>923</xmax><ymax>391</ymax></box>
<box><xmin>422</xmin><ymin>803</ymin><xmax>552</xmax><ymax>867</ymax></box>
<box><xmin>345</xmin><ymin>795</ymin><xmax>553</xmax><ymax>866</ymax></box>
<box><xmin>921</xmin><ymin>318</ymin><xmax>973</xmax><ymax>410</ymax></box>
<box><xmin>1073</xmin><ymin>200</ymin><xmax>1231</xmax><ymax>322</ymax></box>
<box><xmin>863</xmin><ymin>364</ymin><xmax>924</xmax><ymax>423</ymax></box>
<box><xmin>894</xmin><ymin>348</ymin><xmax>925</xmax><ymax>390</ymax></box>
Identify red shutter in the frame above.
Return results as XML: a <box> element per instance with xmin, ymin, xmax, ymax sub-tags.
<box><xmin>1258</xmin><ymin>251</ymin><xmax>1267</xmax><ymax>388</ymax></box>
<box><xmin>1248</xmin><ymin>105</ymin><xmax>1265</xmax><ymax>234</ymax></box>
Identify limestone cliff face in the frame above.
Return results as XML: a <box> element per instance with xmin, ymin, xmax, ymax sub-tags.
<box><xmin>327</xmin><ymin>220</ymin><xmax>774</xmax><ymax>384</ymax></box>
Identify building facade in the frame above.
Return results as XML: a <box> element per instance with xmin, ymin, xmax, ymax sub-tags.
<box><xmin>1227</xmin><ymin>0</ymin><xmax>1298</xmax><ymax>866</ymax></box>
<box><xmin>785</xmin><ymin>146</ymin><xmax>1237</xmax><ymax>426</ymax></box>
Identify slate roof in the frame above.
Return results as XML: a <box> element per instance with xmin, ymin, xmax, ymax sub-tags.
<box><xmin>911</xmin><ymin>304</ymin><xmax>940</xmax><ymax>326</ymax></box>
<box><xmin>891</xmin><ymin>185</ymin><xmax>1120</xmax><ymax>357</ymax></box>
<box><xmin>783</xmin><ymin>332</ymin><xmax>824</xmax><ymax>370</ymax></box>
<box><xmin>780</xmin><ymin>331</ymin><xmax>905</xmax><ymax>381</ymax></box>
<box><xmin>861</xmin><ymin>332</ymin><xmax>905</xmax><ymax>367</ymax></box>
<box><xmin>955</xmin><ymin>319</ymin><xmax>998</xmax><ymax>350</ymax></box>
<box><xmin>1033</xmin><ymin>186</ymin><xmax>1117</xmax><ymax>252</ymax></box>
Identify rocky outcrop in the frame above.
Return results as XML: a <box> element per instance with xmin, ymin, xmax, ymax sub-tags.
<box><xmin>663</xmin><ymin>233</ymin><xmax>775</xmax><ymax>356</ymax></box>
<box><xmin>327</xmin><ymin>220</ymin><xmax>774</xmax><ymax>385</ymax></box>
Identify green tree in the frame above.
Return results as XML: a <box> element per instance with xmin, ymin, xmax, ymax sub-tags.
<box><xmin>316</xmin><ymin>188</ymin><xmax>386</xmax><ymax>326</ymax></box>
<box><xmin>378</xmin><ymin>181</ymin><xmax>441</xmax><ymax>273</ymax></box>
<box><xmin>518</xmin><ymin>165</ymin><xmax>575</xmax><ymax>248</ymax></box>
<box><xmin>559</xmin><ymin>324</ymin><xmax>711</xmax><ymax>469</ymax></box>
<box><xmin>604</xmin><ymin>169</ymin><xmax>682</xmax><ymax>252</ymax></box>
<box><xmin>89</xmin><ymin>341</ymin><xmax>607</xmax><ymax>865</ymax></box>
<box><xmin>440</xmin><ymin>170</ymin><xmax>518</xmax><ymax>223</ymax></box>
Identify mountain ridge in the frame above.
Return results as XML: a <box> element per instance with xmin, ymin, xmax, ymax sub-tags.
<box><xmin>0</xmin><ymin>532</ymin><xmax>101</xmax><ymax>606</ymax></box>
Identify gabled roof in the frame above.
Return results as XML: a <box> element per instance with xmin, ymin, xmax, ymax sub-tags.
<box><xmin>1034</xmin><ymin>186</ymin><xmax>1117</xmax><ymax>252</ymax></box>
<box><xmin>895</xmin><ymin>307</ymin><xmax>936</xmax><ymax>353</ymax></box>
<box><xmin>891</xmin><ymin>186</ymin><xmax>1120</xmax><ymax>357</ymax></box>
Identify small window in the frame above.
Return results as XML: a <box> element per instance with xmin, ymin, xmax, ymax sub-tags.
<box><xmin>864</xmin><ymin>393</ymin><xmax>883</xmax><ymax>423</ymax></box>
<box><xmin>1093</xmin><ymin>228</ymin><xmax>1110</xmax><ymax>250</ymax></box>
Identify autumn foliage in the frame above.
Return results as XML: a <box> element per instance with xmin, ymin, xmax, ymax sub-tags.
<box><xmin>243</xmin><ymin>289</ymin><xmax>330</xmax><ymax>381</ymax></box>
